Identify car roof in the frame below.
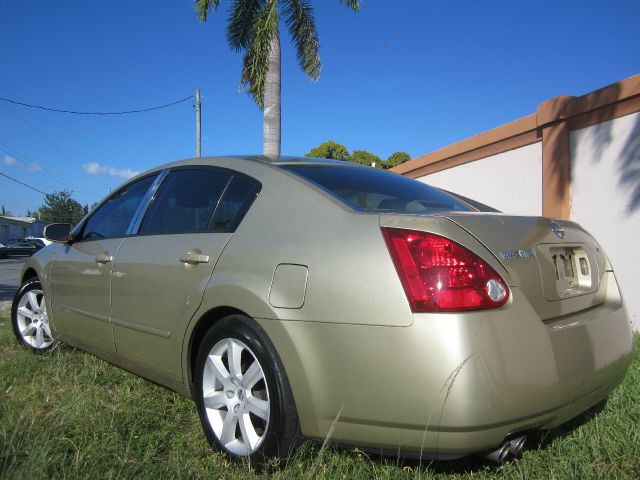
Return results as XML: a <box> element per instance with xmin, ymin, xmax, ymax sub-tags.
<box><xmin>137</xmin><ymin>155</ymin><xmax>366</xmax><ymax>178</ymax></box>
<box><xmin>93</xmin><ymin>156</ymin><xmax>371</xmax><ymax>214</ymax></box>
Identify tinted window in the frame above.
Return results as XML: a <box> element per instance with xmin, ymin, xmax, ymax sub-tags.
<box><xmin>281</xmin><ymin>165</ymin><xmax>471</xmax><ymax>213</ymax></box>
<box><xmin>210</xmin><ymin>175</ymin><xmax>261</xmax><ymax>231</ymax></box>
<box><xmin>82</xmin><ymin>175</ymin><xmax>156</xmax><ymax>241</ymax></box>
<box><xmin>139</xmin><ymin>169</ymin><xmax>231</xmax><ymax>235</ymax></box>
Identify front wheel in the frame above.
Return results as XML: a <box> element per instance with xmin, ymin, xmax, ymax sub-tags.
<box><xmin>194</xmin><ymin>314</ymin><xmax>299</xmax><ymax>463</ymax></box>
<box><xmin>12</xmin><ymin>278</ymin><xmax>55</xmax><ymax>352</ymax></box>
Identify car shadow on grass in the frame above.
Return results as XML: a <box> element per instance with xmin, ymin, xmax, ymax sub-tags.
<box><xmin>524</xmin><ymin>399</ymin><xmax>606</xmax><ymax>450</ymax></box>
<box><xmin>295</xmin><ymin>351</ymin><xmax>614</xmax><ymax>477</ymax></box>
<box><xmin>349</xmin><ymin>399</ymin><xmax>609</xmax><ymax>475</ymax></box>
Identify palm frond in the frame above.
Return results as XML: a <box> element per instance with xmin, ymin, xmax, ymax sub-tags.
<box><xmin>339</xmin><ymin>0</ymin><xmax>360</xmax><ymax>12</ymax></box>
<box><xmin>194</xmin><ymin>0</ymin><xmax>222</xmax><ymax>22</ymax></box>
<box><xmin>227</xmin><ymin>0</ymin><xmax>265</xmax><ymax>52</ymax></box>
<box><xmin>240</xmin><ymin>1</ymin><xmax>279</xmax><ymax>109</ymax></box>
<box><xmin>282</xmin><ymin>0</ymin><xmax>321</xmax><ymax>80</ymax></box>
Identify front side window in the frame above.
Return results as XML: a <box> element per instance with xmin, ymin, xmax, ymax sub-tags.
<box><xmin>139</xmin><ymin>169</ymin><xmax>231</xmax><ymax>235</ymax></box>
<box><xmin>81</xmin><ymin>175</ymin><xmax>156</xmax><ymax>241</ymax></box>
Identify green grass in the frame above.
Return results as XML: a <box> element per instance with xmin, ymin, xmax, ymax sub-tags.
<box><xmin>1</xmin><ymin>303</ymin><xmax>638</xmax><ymax>479</ymax></box>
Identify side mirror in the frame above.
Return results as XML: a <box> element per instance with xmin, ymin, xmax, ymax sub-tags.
<box><xmin>44</xmin><ymin>223</ymin><xmax>73</xmax><ymax>243</ymax></box>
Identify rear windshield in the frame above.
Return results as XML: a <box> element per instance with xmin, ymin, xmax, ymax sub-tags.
<box><xmin>439</xmin><ymin>189</ymin><xmax>501</xmax><ymax>212</ymax></box>
<box><xmin>280</xmin><ymin>164</ymin><xmax>471</xmax><ymax>213</ymax></box>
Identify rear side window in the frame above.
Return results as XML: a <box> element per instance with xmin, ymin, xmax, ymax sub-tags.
<box><xmin>139</xmin><ymin>169</ymin><xmax>231</xmax><ymax>235</ymax></box>
<box><xmin>81</xmin><ymin>175</ymin><xmax>157</xmax><ymax>241</ymax></box>
<box><xmin>210</xmin><ymin>175</ymin><xmax>261</xmax><ymax>231</ymax></box>
<box><xmin>280</xmin><ymin>165</ymin><xmax>471</xmax><ymax>214</ymax></box>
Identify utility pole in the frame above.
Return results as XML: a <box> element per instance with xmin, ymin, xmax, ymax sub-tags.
<box><xmin>195</xmin><ymin>88</ymin><xmax>201</xmax><ymax>157</ymax></box>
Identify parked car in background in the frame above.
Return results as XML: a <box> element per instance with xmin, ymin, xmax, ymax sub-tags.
<box><xmin>11</xmin><ymin>156</ymin><xmax>633</xmax><ymax>465</ymax></box>
<box><xmin>0</xmin><ymin>239</ymin><xmax>42</xmax><ymax>258</ymax></box>
<box><xmin>25</xmin><ymin>236</ymin><xmax>52</xmax><ymax>247</ymax></box>
<box><xmin>24</xmin><ymin>238</ymin><xmax>50</xmax><ymax>249</ymax></box>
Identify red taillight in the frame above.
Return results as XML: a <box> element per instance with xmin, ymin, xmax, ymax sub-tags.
<box><xmin>381</xmin><ymin>227</ymin><xmax>509</xmax><ymax>312</ymax></box>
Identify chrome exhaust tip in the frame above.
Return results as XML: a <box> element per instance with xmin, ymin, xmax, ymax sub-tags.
<box><xmin>483</xmin><ymin>435</ymin><xmax>526</xmax><ymax>463</ymax></box>
<box><xmin>484</xmin><ymin>443</ymin><xmax>510</xmax><ymax>463</ymax></box>
<box><xmin>507</xmin><ymin>435</ymin><xmax>526</xmax><ymax>457</ymax></box>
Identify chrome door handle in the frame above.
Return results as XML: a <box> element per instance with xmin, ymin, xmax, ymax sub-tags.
<box><xmin>95</xmin><ymin>253</ymin><xmax>114</xmax><ymax>264</ymax></box>
<box><xmin>179</xmin><ymin>253</ymin><xmax>210</xmax><ymax>265</ymax></box>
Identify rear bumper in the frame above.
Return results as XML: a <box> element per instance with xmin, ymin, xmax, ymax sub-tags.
<box><xmin>258</xmin><ymin>271</ymin><xmax>633</xmax><ymax>457</ymax></box>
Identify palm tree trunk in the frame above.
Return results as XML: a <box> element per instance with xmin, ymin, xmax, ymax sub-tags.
<box><xmin>263</xmin><ymin>34</ymin><xmax>281</xmax><ymax>158</ymax></box>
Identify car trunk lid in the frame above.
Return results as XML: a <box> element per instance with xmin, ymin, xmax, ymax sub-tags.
<box><xmin>442</xmin><ymin>213</ymin><xmax>608</xmax><ymax>320</ymax></box>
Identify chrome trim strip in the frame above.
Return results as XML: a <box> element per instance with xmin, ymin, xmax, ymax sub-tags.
<box><xmin>53</xmin><ymin>303</ymin><xmax>111</xmax><ymax>324</ymax></box>
<box><xmin>112</xmin><ymin>317</ymin><xmax>171</xmax><ymax>339</ymax></box>
<box><xmin>127</xmin><ymin>169</ymin><xmax>170</xmax><ymax>235</ymax></box>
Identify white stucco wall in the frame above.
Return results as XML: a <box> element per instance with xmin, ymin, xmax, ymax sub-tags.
<box><xmin>570</xmin><ymin>112</ymin><xmax>640</xmax><ymax>330</ymax></box>
<box><xmin>417</xmin><ymin>142</ymin><xmax>543</xmax><ymax>215</ymax></box>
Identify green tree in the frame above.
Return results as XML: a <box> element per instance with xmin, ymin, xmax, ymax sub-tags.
<box><xmin>1</xmin><ymin>205</ymin><xmax>13</xmax><ymax>217</ymax></box>
<box><xmin>385</xmin><ymin>151</ymin><xmax>411</xmax><ymax>169</ymax></box>
<box><xmin>305</xmin><ymin>140</ymin><xmax>351</xmax><ymax>161</ymax></box>
<box><xmin>195</xmin><ymin>0</ymin><xmax>361</xmax><ymax>158</ymax></box>
<box><xmin>37</xmin><ymin>191</ymin><xmax>88</xmax><ymax>225</ymax></box>
<box><xmin>351</xmin><ymin>150</ymin><xmax>382</xmax><ymax>167</ymax></box>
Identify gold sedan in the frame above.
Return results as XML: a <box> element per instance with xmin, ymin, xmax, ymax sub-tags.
<box><xmin>12</xmin><ymin>156</ymin><xmax>633</xmax><ymax>464</ymax></box>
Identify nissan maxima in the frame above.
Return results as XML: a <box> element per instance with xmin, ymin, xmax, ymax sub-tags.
<box><xmin>12</xmin><ymin>156</ymin><xmax>632</xmax><ymax>464</ymax></box>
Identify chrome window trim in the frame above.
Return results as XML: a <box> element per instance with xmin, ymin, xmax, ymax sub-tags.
<box><xmin>126</xmin><ymin>169</ymin><xmax>169</xmax><ymax>236</ymax></box>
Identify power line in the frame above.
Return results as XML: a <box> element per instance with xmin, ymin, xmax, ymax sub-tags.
<box><xmin>0</xmin><ymin>171</ymin><xmax>47</xmax><ymax>195</ymax></box>
<box><xmin>1</xmin><ymin>102</ymin><xmax>112</xmax><ymax>189</ymax></box>
<box><xmin>0</xmin><ymin>140</ymin><xmax>94</xmax><ymax>197</ymax></box>
<box><xmin>0</xmin><ymin>95</ymin><xmax>194</xmax><ymax>115</ymax></box>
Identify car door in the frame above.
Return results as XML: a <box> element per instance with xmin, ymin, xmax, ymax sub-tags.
<box><xmin>110</xmin><ymin>167</ymin><xmax>260</xmax><ymax>380</ymax></box>
<box><xmin>48</xmin><ymin>174</ymin><xmax>158</xmax><ymax>353</ymax></box>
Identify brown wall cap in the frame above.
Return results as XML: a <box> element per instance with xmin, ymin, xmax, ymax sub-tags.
<box><xmin>537</xmin><ymin>74</ymin><xmax>640</xmax><ymax>126</ymax></box>
<box><xmin>536</xmin><ymin>95</ymin><xmax>576</xmax><ymax>126</ymax></box>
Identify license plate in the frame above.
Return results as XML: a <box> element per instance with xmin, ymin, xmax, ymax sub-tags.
<box><xmin>550</xmin><ymin>247</ymin><xmax>592</xmax><ymax>296</ymax></box>
<box><xmin>553</xmin><ymin>249</ymin><xmax>576</xmax><ymax>283</ymax></box>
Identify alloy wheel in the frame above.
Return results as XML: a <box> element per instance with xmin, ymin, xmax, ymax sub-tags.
<box><xmin>15</xmin><ymin>288</ymin><xmax>54</xmax><ymax>350</ymax></box>
<box><xmin>201</xmin><ymin>338</ymin><xmax>270</xmax><ymax>456</ymax></box>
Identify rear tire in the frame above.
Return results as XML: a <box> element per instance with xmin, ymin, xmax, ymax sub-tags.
<box><xmin>12</xmin><ymin>278</ymin><xmax>55</xmax><ymax>353</ymax></box>
<box><xmin>194</xmin><ymin>314</ymin><xmax>299</xmax><ymax>464</ymax></box>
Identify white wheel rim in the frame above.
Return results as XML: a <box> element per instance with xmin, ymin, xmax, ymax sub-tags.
<box><xmin>202</xmin><ymin>338</ymin><xmax>270</xmax><ymax>456</ymax></box>
<box><xmin>16</xmin><ymin>288</ymin><xmax>54</xmax><ymax>350</ymax></box>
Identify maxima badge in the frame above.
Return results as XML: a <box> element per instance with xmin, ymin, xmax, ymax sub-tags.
<box><xmin>500</xmin><ymin>249</ymin><xmax>536</xmax><ymax>260</ymax></box>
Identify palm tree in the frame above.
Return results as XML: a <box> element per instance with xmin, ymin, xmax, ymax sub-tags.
<box><xmin>195</xmin><ymin>0</ymin><xmax>360</xmax><ymax>158</ymax></box>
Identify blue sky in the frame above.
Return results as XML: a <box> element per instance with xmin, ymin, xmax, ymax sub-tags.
<box><xmin>1</xmin><ymin>0</ymin><xmax>638</xmax><ymax>216</ymax></box>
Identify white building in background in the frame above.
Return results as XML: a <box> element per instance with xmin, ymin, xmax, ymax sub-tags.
<box><xmin>0</xmin><ymin>216</ymin><xmax>47</xmax><ymax>244</ymax></box>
